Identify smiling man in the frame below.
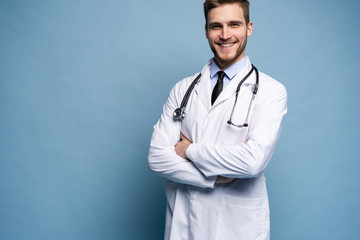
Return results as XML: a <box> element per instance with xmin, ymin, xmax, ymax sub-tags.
<box><xmin>206</xmin><ymin>2</ymin><xmax>252</xmax><ymax>70</ymax></box>
<box><xmin>148</xmin><ymin>1</ymin><xmax>287</xmax><ymax>239</ymax></box>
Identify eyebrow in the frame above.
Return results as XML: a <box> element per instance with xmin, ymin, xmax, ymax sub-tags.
<box><xmin>229</xmin><ymin>20</ymin><xmax>243</xmax><ymax>25</ymax></box>
<box><xmin>208</xmin><ymin>22</ymin><xmax>221</xmax><ymax>27</ymax></box>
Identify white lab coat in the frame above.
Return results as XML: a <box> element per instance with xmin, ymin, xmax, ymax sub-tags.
<box><xmin>148</xmin><ymin>57</ymin><xmax>287</xmax><ymax>240</ymax></box>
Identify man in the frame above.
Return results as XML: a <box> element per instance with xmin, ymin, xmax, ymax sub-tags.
<box><xmin>148</xmin><ymin>0</ymin><xmax>287</xmax><ymax>239</ymax></box>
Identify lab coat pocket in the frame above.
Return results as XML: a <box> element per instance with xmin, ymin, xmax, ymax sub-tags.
<box><xmin>216</xmin><ymin>196</ymin><xmax>266</xmax><ymax>240</ymax></box>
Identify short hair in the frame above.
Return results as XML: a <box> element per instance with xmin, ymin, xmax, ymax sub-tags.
<box><xmin>203</xmin><ymin>0</ymin><xmax>250</xmax><ymax>25</ymax></box>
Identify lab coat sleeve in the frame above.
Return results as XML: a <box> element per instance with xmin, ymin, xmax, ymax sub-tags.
<box><xmin>186</xmin><ymin>80</ymin><xmax>287</xmax><ymax>178</ymax></box>
<box><xmin>148</xmin><ymin>80</ymin><xmax>217</xmax><ymax>188</ymax></box>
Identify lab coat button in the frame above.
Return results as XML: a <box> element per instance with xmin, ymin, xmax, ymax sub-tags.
<box><xmin>190</xmin><ymin>195</ymin><xmax>197</xmax><ymax>200</ymax></box>
<box><xmin>207</xmin><ymin>114</ymin><xmax>213</xmax><ymax>119</ymax></box>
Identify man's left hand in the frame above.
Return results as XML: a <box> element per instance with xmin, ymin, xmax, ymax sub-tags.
<box><xmin>175</xmin><ymin>132</ymin><xmax>192</xmax><ymax>160</ymax></box>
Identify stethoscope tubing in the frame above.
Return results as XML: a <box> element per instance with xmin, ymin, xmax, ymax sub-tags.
<box><xmin>173</xmin><ymin>64</ymin><xmax>259</xmax><ymax>127</ymax></box>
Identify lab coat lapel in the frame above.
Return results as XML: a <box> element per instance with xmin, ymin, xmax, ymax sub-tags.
<box><xmin>212</xmin><ymin>59</ymin><xmax>253</xmax><ymax>107</ymax></box>
<box><xmin>194</xmin><ymin>60</ymin><xmax>212</xmax><ymax>111</ymax></box>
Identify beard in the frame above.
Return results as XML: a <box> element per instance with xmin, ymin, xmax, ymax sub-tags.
<box><xmin>210</xmin><ymin>36</ymin><xmax>248</xmax><ymax>69</ymax></box>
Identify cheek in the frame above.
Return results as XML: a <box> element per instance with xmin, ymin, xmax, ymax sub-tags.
<box><xmin>234</xmin><ymin>30</ymin><xmax>247</xmax><ymax>39</ymax></box>
<box><xmin>208</xmin><ymin>32</ymin><xmax>218</xmax><ymax>41</ymax></box>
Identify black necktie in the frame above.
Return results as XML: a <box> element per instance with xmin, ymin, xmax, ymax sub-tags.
<box><xmin>211</xmin><ymin>71</ymin><xmax>225</xmax><ymax>105</ymax></box>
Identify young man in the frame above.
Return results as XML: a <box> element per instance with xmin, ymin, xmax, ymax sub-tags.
<box><xmin>148</xmin><ymin>1</ymin><xmax>287</xmax><ymax>239</ymax></box>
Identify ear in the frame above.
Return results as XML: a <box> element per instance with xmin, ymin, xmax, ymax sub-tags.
<box><xmin>205</xmin><ymin>24</ymin><xmax>209</xmax><ymax>39</ymax></box>
<box><xmin>247</xmin><ymin>21</ymin><xmax>253</xmax><ymax>37</ymax></box>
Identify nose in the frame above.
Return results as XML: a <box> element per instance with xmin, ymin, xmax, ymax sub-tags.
<box><xmin>220</xmin><ymin>26</ymin><xmax>230</xmax><ymax>40</ymax></box>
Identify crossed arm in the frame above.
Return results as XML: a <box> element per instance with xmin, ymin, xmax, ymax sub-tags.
<box><xmin>148</xmin><ymin>77</ymin><xmax>287</xmax><ymax>188</ymax></box>
<box><xmin>175</xmin><ymin>133</ymin><xmax>238</xmax><ymax>184</ymax></box>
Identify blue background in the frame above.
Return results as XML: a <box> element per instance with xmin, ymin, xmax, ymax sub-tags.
<box><xmin>1</xmin><ymin>0</ymin><xmax>359</xmax><ymax>239</ymax></box>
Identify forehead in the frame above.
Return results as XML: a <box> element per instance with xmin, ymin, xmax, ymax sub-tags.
<box><xmin>207</xmin><ymin>3</ymin><xmax>245</xmax><ymax>23</ymax></box>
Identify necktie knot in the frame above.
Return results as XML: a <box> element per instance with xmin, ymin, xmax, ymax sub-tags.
<box><xmin>217</xmin><ymin>71</ymin><xmax>225</xmax><ymax>81</ymax></box>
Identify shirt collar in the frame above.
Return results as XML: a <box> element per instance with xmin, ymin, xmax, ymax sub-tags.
<box><xmin>210</xmin><ymin>56</ymin><xmax>248</xmax><ymax>80</ymax></box>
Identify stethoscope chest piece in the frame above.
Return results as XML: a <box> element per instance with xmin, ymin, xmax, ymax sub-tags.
<box><xmin>173</xmin><ymin>107</ymin><xmax>185</xmax><ymax>121</ymax></box>
<box><xmin>172</xmin><ymin>73</ymin><xmax>202</xmax><ymax>122</ymax></box>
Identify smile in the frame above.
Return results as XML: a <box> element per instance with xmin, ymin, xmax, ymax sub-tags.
<box><xmin>217</xmin><ymin>43</ymin><xmax>236</xmax><ymax>48</ymax></box>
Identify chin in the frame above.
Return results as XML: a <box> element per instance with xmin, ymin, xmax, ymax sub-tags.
<box><xmin>217</xmin><ymin>55</ymin><xmax>237</xmax><ymax>64</ymax></box>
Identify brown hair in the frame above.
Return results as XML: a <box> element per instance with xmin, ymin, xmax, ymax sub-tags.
<box><xmin>203</xmin><ymin>0</ymin><xmax>250</xmax><ymax>25</ymax></box>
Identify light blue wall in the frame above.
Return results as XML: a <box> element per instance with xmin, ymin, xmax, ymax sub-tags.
<box><xmin>1</xmin><ymin>0</ymin><xmax>359</xmax><ymax>239</ymax></box>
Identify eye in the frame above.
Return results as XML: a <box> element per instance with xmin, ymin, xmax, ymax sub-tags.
<box><xmin>210</xmin><ymin>24</ymin><xmax>222</xmax><ymax>30</ymax></box>
<box><xmin>229</xmin><ymin>21</ymin><xmax>243</xmax><ymax>28</ymax></box>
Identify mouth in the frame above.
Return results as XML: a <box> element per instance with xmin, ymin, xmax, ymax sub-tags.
<box><xmin>219</xmin><ymin>43</ymin><xmax>234</xmax><ymax>47</ymax></box>
<box><xmin>216</xmin><ymin>42</ymin><xmax>236</xmax><ymax>48</ymax></box>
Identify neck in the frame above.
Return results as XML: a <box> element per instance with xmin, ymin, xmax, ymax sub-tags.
<box><xmin>214</xmin><ymin>59</ymin><xmax>230</xmax><ymax>71</ymax></box>
<box><xmin>214</xmin><ymin>55</ymin><xmax>245</xmax><ymax>71</ymax></box>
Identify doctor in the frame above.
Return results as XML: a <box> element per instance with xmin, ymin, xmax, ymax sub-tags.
<box><xmin>148</xmin><ymin>0</ymin><xmax>287</xmax><ymax>239</ymax></box>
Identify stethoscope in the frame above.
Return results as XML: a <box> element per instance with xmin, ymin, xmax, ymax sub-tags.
<box><xmin>173</xmin><ymin>64</ymin><xmax>259</xmax><ymax>128</ymax></box>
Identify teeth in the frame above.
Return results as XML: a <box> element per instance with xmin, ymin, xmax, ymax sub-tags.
<box><xmin>220</xmin><ymin>43</ymin><xmax>233</xmax><ymax>47</ymax></box>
